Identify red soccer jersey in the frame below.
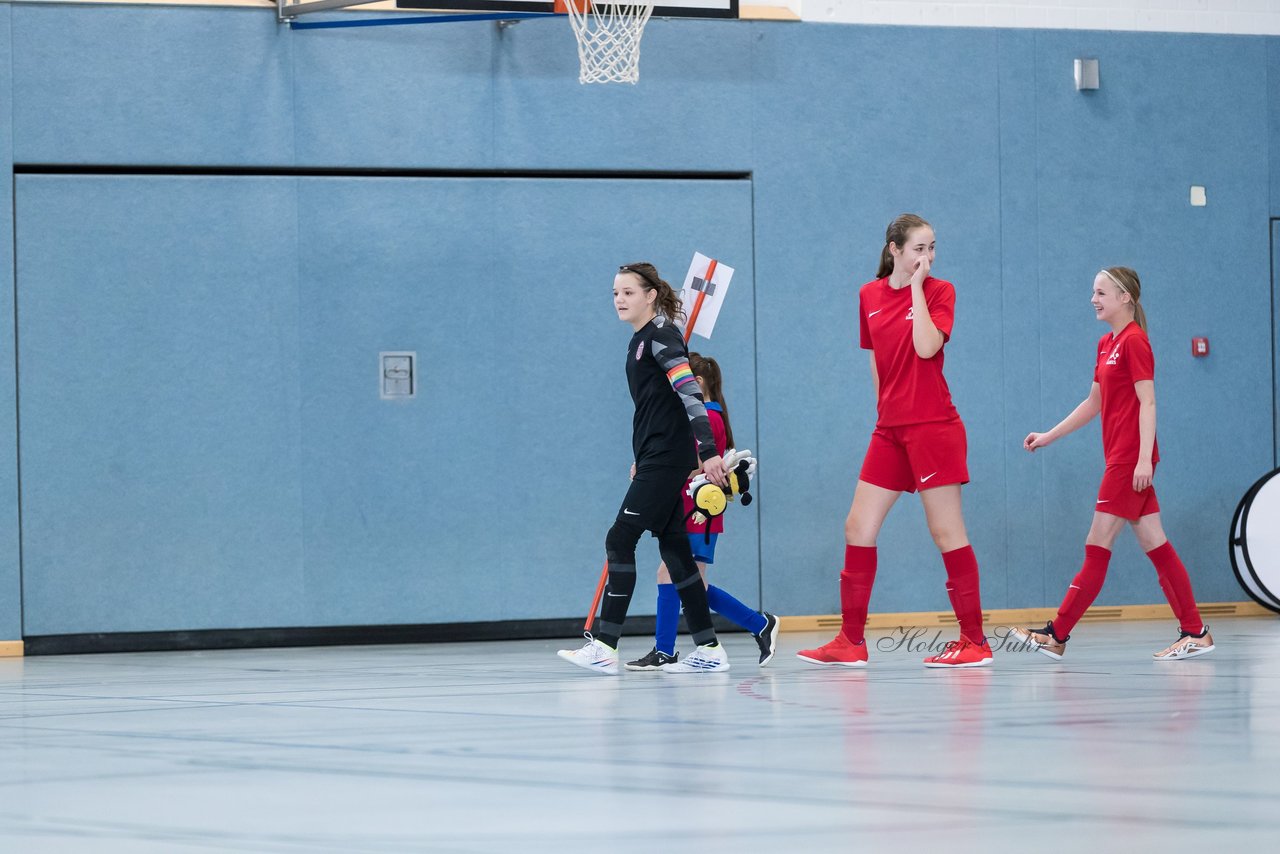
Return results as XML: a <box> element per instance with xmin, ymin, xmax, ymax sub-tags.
<box><xmin>859</xmin><ymin>276</ymin><xmax>959</xmax><ymax>427</ymax></box>
<box><xmin>683</xmin><ymin>405</ymin><xmax>729</xmax><ymax>535</ymax></box>
<box><xmin>1094</xmin><ymin>321</ymin><xmax>1159</xmax><ymax>465</ymax></box>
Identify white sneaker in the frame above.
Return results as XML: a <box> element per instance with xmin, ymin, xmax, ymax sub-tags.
<box><xmin>661</xmin><ymin>642</ymin><xmax>730</xmax><ymax>673</ymax></box>
<box><xmin>1153</xmin><ymin>627</ymin><xmax>1215</xmax><ymax>660</ymax></box>
<box><xmin>557</xmin><ymin>635</ymin><xmax>619</xmax><ymax>675</ymax></box>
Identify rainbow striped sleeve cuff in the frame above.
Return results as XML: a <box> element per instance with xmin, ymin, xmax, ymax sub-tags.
<box><xmin>667</xmin><ymin>363</ymin><xmax>696</xmax><ymax>389</ymax></box>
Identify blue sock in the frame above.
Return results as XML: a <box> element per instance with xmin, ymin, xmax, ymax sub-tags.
<box><xmin>707</xmin><ymin>585</ymin><xmax>767</xmax><ymax>635</ymax></box>
<box><xmin>655</xmin><ymin>584</ymin><xmax>680</xmax><ymax>655</ymax></box>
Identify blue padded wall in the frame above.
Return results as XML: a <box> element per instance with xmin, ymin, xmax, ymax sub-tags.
<box><xmin>0</xmin><ymin>5</ymin><xmax>20</xmax><ymax>641</ymax></box>
<box><xmin>1274</xmin><ymin>220</ymin><xmax>1280</xmax><ymax>469</ymax></box>
<box><xmin>16</xmin><ymin>176</ymin><xmax>306</xmax><ymax>634</ymax></box>
<box><xmin>10</xmin><ymin>6</ymin><xmax>293</xmax><ymax>166</ymax></box>
<box><xmin>1029</xmin><ymin>32</ymin><xmax>1272</xmax><ymax>607</ymax></box>
<box><xmin>1272</xmin><ymin>40</ymin><xmax>1280</xmax><ymax>219</ymax></box>
<box><xmin>290</xmin><ymin>176</ymin><xmax>756</xmax><ymax>627</ymax></box>
<box><xmin>15</xmin><ymin>173</ymin><xmax>755</xmax><ymax>633</ymax></box>
<box><xmin>3</xmin><ymin>5</ymin><xmax>1276</xmax><ymax>639</ymax></box>
<box><xmin>750</xmin><ymin>22</ymin><xmax>1007</xmax><ymax>617</ymax></box>
<box><xmin>995</xmin><ymin>30</ymin><xmax>1047</xmax><ymax>610</ymax></box>
<box><xmin>1272</xmin><ymin>41</ymin><xmax>1280</xmax><ymax>468</ymax></box>
<box><xmin>290</xmin><ymin>18</ymin><xmax>756</xmax><ymax>171</ymax></box>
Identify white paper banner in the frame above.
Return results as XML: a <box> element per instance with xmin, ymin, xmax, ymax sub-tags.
<box><xmin>680</xmin><ymin>252</ymin><xmax>734</xmax><ymax>340</ymax></box>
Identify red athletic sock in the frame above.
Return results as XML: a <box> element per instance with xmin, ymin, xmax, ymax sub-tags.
<box><xmin>941</xmin><ymin>545</ymin><xmax>986</xmax><ymax>645</ymax></box>
<box><xmin>839</xmin><ymin>545</ymin><xmax>877</xmax><ymax>644</ymax></box>
<box><xmin>1054</xmin><ymin>545</ymin><xmax>1111</xmax><ymax>638</ymax></box>
<box><xmin>1147</xmin><ymin>541</ymin><xmax>1204</xmax><ymax>635</ymax></box>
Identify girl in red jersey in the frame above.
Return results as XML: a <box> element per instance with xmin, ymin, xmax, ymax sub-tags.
<box><xmin>1014</xmin><ymin>267</ymin><xmax>1214</xmax><ymax>660</ymax></box>
<box><xmin>798</xmin><ymin>213</ymin><xmax>993</xmax><ymax>669</ymax></box>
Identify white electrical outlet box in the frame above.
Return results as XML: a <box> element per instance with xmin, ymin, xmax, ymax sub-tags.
<box><xmin>380</xmin><ymin>352</ymin><xmax>416</xmax><ymax>400</ymax></box>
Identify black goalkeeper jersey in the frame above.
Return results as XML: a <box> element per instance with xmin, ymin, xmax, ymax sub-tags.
<box><xmin>626</xmin><ymin>316</ymin><xmax>717</xmax><ymax>468</ymax></box>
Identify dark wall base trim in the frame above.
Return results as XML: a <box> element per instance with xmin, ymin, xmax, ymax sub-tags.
<box><xmin>24</xmin><ymin>616</ymin><xmax>747</xmax><ymax>656</ymax></box>
<box><xmin>14</xmin><ymin>164</ymin><xmax>752</xmax><ymax>181</ymax></box>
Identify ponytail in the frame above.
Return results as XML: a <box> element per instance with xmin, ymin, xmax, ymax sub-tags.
<box><xmin>688</xmin><ymin>352</ymin><xmax>734</xmax><ymax>449</ymax></box>
<box><xmin>875</xmin><ymin>244</ymin><xmax>894</xmax><ymax>279</ymax></box>
<box><xmin>1132</xmin><ymin>302</ymin><xmax>1148</xmax><ymax>334</ymax></box>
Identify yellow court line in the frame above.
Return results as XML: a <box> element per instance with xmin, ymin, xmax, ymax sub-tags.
<box><xmin>779</xmin><ymin>600</ymin><xmax>1273</xmax><ymax>633</ymax></box>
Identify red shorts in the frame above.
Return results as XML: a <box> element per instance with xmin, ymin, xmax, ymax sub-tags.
<box><xmin>858</xmin><ymin>418</ymin><xmax>969</xmax><ymax>494</ymax></box>
<box><xmin>1095</xmin><ymin>462</ymin><xmax>1160</xmax><ymax>520</ymax></box>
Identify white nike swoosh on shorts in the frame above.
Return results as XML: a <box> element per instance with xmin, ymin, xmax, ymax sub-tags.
<box><xmin>868</xmin><ymin>309</ymin><xmax>882</xmax><ymax>317</ymax></box>
<box><xmin>623</xmin><ymin>509</ymin><xmax>640</xmax><ymax>515</ymax></box>
<box><xmin>920</xmin><ymin>472</ymin><xmax>937</xmax><ymax>482</ymax></box>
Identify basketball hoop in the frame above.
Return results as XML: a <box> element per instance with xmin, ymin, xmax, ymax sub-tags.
<box><xmin>557</xmin><ymin>0</ymin><xmax>655</xmax><ymax>85</ymax></box>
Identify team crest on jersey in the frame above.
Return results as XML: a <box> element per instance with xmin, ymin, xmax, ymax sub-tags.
<box><xmin>1105</xmin><ymin>345</ymin><xmax>1121</xmax><ymax>366</ymax></box>
<box><xmin>905</xmin><ymin>307</ymin><xmax>914</xmax><ymax>320</ymax></box>
<box><xmin>635</xmin><ymin>341</ymin><xmax>645</xmax><ymax>360</ymax></box>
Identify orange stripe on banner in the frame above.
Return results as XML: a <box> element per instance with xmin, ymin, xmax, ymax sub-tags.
<box><xmin>684</xmin><ymin>258</ymin><xmax>717</xmax><ymax>343</ymax></box>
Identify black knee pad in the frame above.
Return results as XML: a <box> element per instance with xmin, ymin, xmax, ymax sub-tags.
<box><xmin>605</xmin><ymin>519</ymin><xmax>644</xmax><ymax>564</ymax></box>
<box><xmin>657</xmin><ymin>531</ymin><xmax>699</xmax><ymax>587</ymax></box>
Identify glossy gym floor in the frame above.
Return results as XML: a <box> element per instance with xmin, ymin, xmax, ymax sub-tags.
<box><xmin>1</xmin><ymin>617</ymin><xmax>1276</xmax><ymax>852</ymax></box>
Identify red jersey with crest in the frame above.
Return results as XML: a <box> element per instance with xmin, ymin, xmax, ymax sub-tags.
<box><xmin>682</xmin><ymin>404</ymin><xmax>729</xmax><ymax>536</ymax></box>
<box><xmin>1094</xmin><ymin>321</ymin><xmax>1158</xmax><ymax>465</ymax></box>
<box><xmin>859</xmin><ymin>276</ymin><xmax>959</xmax><ymax>427</ymax></box>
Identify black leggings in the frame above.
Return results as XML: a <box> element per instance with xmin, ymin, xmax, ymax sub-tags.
<box><xmin>594</xmin><ymin>465</ymin><xmax>717</xmax><ymax>649</ymax></box>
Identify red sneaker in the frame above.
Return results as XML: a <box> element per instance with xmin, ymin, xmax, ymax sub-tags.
<box><xmin>923</xmin><ymin>637</ymin><xmax>993</xmax><ymax>668</ymax></box>
<box><xmin>796</xmin><ymin>634</ymin><xmax>868</xmax><ymax>667</ymax></box>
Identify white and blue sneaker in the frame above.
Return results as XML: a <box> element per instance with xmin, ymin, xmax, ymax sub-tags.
<box><xmin>661</xmin><ymin>642</ymin><xmax>730</xmax><ymax>673</ymax></box>
<box><xmin>557</xmin><ymin>634</ymin><xmax>619</xmax><ymax>675</ymax></box>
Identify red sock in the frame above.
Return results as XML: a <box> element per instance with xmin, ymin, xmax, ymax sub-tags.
<box><xmin>1054</xmin><ymin>545</ymin><xmax>1110</xmax><ymax>638</ymax></box>
<box><xmin>1147</xmin><ymin>541</ymin><xmax>1204</xmax><ymax>635</ymax></box>
<box><xmin>941</xmin><ymin>545</ymin><xmax>985</xmax><ymax>645</ymax></box>
<box><xmin>839</xmin><ymin>545</ymin><xmax>876</xmax><ymax>644</ymax></box>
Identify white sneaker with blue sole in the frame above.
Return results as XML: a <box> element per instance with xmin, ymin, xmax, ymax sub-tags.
<box><xmin>557</xmin><ymin>635</ymin><xmax>619</xmax><ymax>675</ymax></box>
<box><xmin>661</xmin><ymin>642</ymin><xmax>729</xmax><ymax>673</ymax></box>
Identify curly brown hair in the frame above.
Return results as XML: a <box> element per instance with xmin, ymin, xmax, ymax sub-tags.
<box><xmin>619</xmin><ymin>262</ymin><xmax>685</xmax><ymax>325</ymax></box>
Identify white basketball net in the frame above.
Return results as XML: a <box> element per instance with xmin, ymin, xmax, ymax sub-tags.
<box><xmin>563</xmin><ymin>2</ymin><xmax>656</xmax><ymax>85</ymax></box>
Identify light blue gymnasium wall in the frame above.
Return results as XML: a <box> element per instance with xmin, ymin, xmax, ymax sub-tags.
<box><xmin>0</xmin><ymin>4</ymin><xmax>1274</xmax><ymax>638</ymax></box>
<box><xmin>13</xmin><ymin>173</ymin><xmax>756</xmax><ymax>633</ymax></box>
<box><xmin>0</xmin><ymin>5</ymin><xmax>20</xmax><ymax>641</ymax></box>
<box><xmin>1272</xmin><ymin>40</ymin><xmax>1280</xmax><ymax>466</ymax></box>
<box><xmin>1030</xmin><ymin>32</ymin><xmax>1273</xmax><ymax>609</ymax></box>
<box><xmin>751</xmin><ymin>23</ymin><xmax>1008</xmax><ymax>616</ymax></box>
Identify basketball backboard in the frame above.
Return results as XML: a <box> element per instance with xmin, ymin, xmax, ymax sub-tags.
<box><xmin>394</xmin><ymin>0</ymin><xmax>739</xmax><ymax>19</ymax></box>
